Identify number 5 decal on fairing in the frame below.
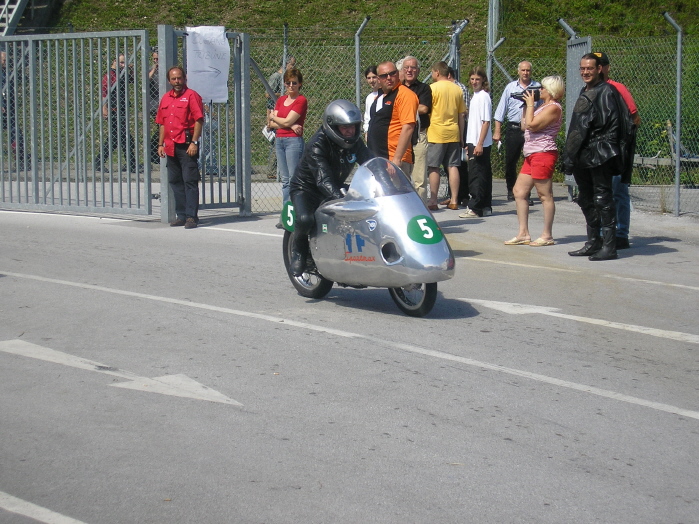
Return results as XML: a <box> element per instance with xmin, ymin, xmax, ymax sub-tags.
<box><xmin>282</xmin><ymin>201</ymin><xmax>295</xmax><ymax>232</ymax></box>
<box><xmin>407</xmin><ymin>215</ymin><xmax>444</xmax><ymax>244</ymax></box>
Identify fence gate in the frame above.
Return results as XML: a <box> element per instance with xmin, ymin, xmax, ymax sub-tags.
<box><xmin>564</xmin><ymin>35</ymin><xmax>591</xmax><ymax>134</ymax></box>
<box><xmin>0</xmin><ymin>28</ymin><xmax>253</xmax><ymax>220</ymax></box>
<box><xmin>158</xmin><ymin>25</ymin><xmax>252</xmax><ymax>222</ymax></box>
<box><xmin>0</xmin><ymin>31</ymin><xmax>154</xmax><ymax>214</ymax></box>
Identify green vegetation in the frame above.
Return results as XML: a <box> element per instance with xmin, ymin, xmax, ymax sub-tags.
<box><xmin>56</xmin><ymin>0</ymin><xmax>698</xmax><ymax>43</ymax></box>
<box><xmin>53</xmin><ymin>0</ymin><xmax>699</xmax><ymax>186</ymax></box>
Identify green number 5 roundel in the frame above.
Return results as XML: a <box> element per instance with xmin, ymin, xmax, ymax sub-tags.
<box><xmin>282</xmin><ymin>201</ymin><xmax>295</xmax><ymax>232</ymax></box>
<box><xmin>407</xmin><ymin>215</ymin><xmax>443</xmax><ymax>244</ymax></box>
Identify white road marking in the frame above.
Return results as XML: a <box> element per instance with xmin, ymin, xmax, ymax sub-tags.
<box><xmin>213</xmin><ymin>227</ymin><xmax>699</xmax><ymax>293</ymax></box>
<box><xmin>0</xmin><ymin>210</ymin><xmax>121</xmax><ymax>223</ymax></box>
<box><xmin>209</xmin><ymin>227</ymin><xmax>283</xmax><ymax>238</ymax></box>
<box><xmin>0</xmin><ymin>339</ymin><xmax>241</xmax><ymax>406</ymax></box>
<box><xmin>2</xmin><ymin>270</ymin><xmax>698</xmax><ymax>421</ymax></box>
<box><xmin>600</xmin><ymin>273</ymin><xmax>699</xmax><ymax>292</ymax></box>
<box><xmin>462</xmin><ymin>298</ymin><xmax>699</xmax><ymax>345</ymax></box>
<box><xmin>459</xmin><ymin>255</ymin><xmax>699</xmax><ymax>291</ymax></box>
<box><xmin>0</xmin><ymin>490</ymin><xmax>88</xmax><ymax>524</ymax></box>
<box><xmin>459</xmin><ymin>256</ymin><xmax>579</xmax><ymax>272</ymax></box>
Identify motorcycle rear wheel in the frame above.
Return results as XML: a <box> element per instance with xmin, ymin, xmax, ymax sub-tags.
<box><xmin>283</xmin><ymin>230</ymin><xmax>334</xmax><ymax>299</ymax></box>
<box><xmin>388</xmin><ymin>283</ymin><xmax>438</xmax><ymax>317</ymax></box>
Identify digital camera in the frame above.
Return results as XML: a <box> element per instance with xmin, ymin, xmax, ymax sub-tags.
<box><xmin>511</xmin><ymin>87</ymin><xmax>540</xmax><ymax>102</ymax></box>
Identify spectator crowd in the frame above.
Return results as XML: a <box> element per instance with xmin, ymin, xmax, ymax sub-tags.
<box><xmin>241</xmin><ymin>52</ymin><xmax>638</xmax><ymax>260</ymax></box>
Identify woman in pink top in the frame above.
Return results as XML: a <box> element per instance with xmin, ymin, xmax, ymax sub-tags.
<box><xmin>504</xmin><ymin>75</ymin><xmax>564</xmax><ymax>247</ymax></box>
<box><xmin>267</xmin><ymin>68</ymin><xmax>307</xmax><ymax>204</ymax></box>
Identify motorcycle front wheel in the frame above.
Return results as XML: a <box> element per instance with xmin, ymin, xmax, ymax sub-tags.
<box><xmin>388</xmin><ymin>283</ymin><xmax>438</xmax><ymax>317</ymax></box>
<box><xmin>282</xmin><ymin>230</ymin><xmax>334</xmax><ymax>299</ymax></box>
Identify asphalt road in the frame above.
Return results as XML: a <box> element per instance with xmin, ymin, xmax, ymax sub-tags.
<box><xmin>1</xmin><ymin>196</ymin><xmax>698</xmax><ymax>524</ymax></box>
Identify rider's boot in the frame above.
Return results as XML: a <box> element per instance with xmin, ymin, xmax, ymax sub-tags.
<box><xmin>568</xmin><ymin>226</ymin><xmax>602</xmax><ymax>257</ymax></box>
<box><xmin>290</xmin><ymin>234</ymin><xmax>309</xmax><ymax>276</ymax></box>
<box><xmin>588</xmin><ymin>227</ymin><xmax>618</xmax><ymax>261</ymax></box>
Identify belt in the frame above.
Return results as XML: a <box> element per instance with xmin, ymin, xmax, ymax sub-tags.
<box><xmin>508</xmin><ymin>121</ymin><xmax>522</xmax><ymax>127</ymax></box>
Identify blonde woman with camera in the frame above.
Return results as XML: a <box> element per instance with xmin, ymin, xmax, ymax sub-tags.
<box><xmin>504</xmin><ymin>75</ymin><xmax>564</xmax><ymax>247</ymax></box>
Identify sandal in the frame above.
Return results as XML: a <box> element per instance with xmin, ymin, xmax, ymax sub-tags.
<box><xmin>529</xmin><ymin>238</ymin><xmax>555</xmax><ymax>247</ymax></box>
<box><xmin>504</xmin><ymin>237</ymin><xmax>531</xmax><ymax>245</ymax></box>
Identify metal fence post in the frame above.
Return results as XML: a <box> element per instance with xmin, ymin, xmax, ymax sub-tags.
<box><xmin>157</xmin><ymin>25</ymin><xmax>177</xmax><ymax>223</ymax></box>
<box><xmin>28</xmin><ymin>39</ymin><xmax>38</xmax><ymax>203</ymax></box>
<box><xmin>663</xmin><ymin>12</ymin><xmax>683</xmax><ymax>217</ymax></box>
<box><xmin>486</xmin><ymin>0</ymin><xmax>499</xmax><ymax>83</ymax></box>
<box><xmin>448</xmin><ymin>20</ymin><xmax>468</xmax><ymax>80</ymax></box>
<box><xmin>283</xmin><ymin>23</ymin><xmax>288</xmax><ymax>71</ymax></box>
<box><xmin>558</xmin><ymin>19</ymin><xmax>590</xmax><ymax>134</ymax></box>
<box><xmin>355</xmin><ymin>16</ymin><xmax>370</xmax><ymax>109</ymax></box>
<box><xmin>238</xmin><ymin>32</ymin><xmax>252</xmax><ymax>216</ymax></box>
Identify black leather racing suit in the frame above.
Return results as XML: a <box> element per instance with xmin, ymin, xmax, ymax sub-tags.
<box><xmin>289</xmin><ymin>127</ymin><xmax>374</xmax><ymax>250</ymax></box>
<box><xmin>562</xmin><ymin>80</ymin><xmax>621</xmax><ymax>232</ymax></box>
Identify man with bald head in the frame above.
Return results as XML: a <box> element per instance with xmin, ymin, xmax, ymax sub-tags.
<box><xmin>493</xmin><ymin>61</ymin><xmax>541</xmax><ymax>200</ymax></box>
<box><xmin>367</xmin><ymin>61</ymin><xmax>419</xmax><ymax>176</ymax></box>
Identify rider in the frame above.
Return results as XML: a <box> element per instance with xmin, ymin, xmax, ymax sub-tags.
<box><xmin>289</xmin><ymin>99</ymin><xmax>375</xmax><ymax>276</ymax></box>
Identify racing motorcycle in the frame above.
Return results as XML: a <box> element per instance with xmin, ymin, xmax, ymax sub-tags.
<box><xmin>281</xmin><ymin>157</ymin><xmax>455</xmax><ymax>317</ymax></box>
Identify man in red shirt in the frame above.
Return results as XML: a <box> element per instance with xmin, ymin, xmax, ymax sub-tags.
<box><xmin>95</xmin><ymin>54</ymin><xmax>136</xmax><ymax>173</ymax></box>
<box><xmin>156</xmin><ymin>66</ymin><xmax>205</xmax><ymax>229</ymax></box>
<box><xmin>595</xmin><ymin>52</ymin><xmax>640</xmax><ymax>250</ymax></box>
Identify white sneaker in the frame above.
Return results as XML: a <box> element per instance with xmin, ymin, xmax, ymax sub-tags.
<box><xmin>459</xmin><ymin>207</ymin><xmax>478</xmax><ymax>218</ymax></box>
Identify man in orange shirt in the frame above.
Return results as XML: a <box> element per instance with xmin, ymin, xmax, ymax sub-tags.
<box><xmin>367</xmin><ymin>61</ymin><xmax>419</xmax><ymax>176</ymax></box>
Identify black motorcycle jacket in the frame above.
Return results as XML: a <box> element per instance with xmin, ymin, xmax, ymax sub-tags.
<box><xmin>289</xmin><ymin>127</ymin><xmax>374</xmax><ymax>200</ymax></box>
<box><xmin>562</xmin><ymin>80</ymin><xmax>621</xmax><ymax>173</ymax></box>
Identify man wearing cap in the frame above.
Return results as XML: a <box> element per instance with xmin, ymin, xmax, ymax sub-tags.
<box><xmin>562</xmin><ymin>53</ymin><xmax>624</xmax><ymax>261</ymax></box>
<box><xmin>493</xmin><ymin>61</ymin><xmax>540</xmax><ymax>201</ymax></box>
<box><xmin>594</xmin><ymin>51</ymin><xmax>640</xmax><ymax>250</ymax></box>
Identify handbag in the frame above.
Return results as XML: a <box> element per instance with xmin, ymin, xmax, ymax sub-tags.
<box><xmin>262</xmin><ymin>125</ymin><xmax>275</xmax><ymax>143</ymax></box>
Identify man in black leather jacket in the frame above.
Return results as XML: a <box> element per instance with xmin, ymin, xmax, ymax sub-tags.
<box><xmin>288</xmin><ymin>99</ymin><xmax>374</xmax><ymax>276</ymax></box>
<box><xmin>562</xmin><ymin>53</ymin><xmax>622</xmax><ymax>261</ymax></box>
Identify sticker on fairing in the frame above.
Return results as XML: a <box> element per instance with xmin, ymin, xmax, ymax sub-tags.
<box><xmin>407</xmin><ymin>215</ymin><xmax>443</xmax><ymax>244</ymax></box>
<box><xmin>282</xmin><ymin>201</ymin><xmax>295</xmax><ymax>232</ymax></box>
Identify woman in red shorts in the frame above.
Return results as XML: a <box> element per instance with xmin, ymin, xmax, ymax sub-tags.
<box><xmin>504</xmin><ymin>75</ymin><xmax>564</xmax><ymax>247</ymax></box>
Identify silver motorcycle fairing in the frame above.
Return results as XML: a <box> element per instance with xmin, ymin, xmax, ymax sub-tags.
<box><xmin>310</xmin><ymin>158</ymin><xmax>455</xmax><ymax>288</ymax></box>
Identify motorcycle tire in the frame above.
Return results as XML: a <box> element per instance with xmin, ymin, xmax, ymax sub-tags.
<box><xmin>283</xmin><ymin>230</ymin><xmax>334</xmax><ymax>299</ymax></box>
<box><xmin>388</xmin><ymin>283</ymin><xmax>438</xmax><ymax>317</ymax></box>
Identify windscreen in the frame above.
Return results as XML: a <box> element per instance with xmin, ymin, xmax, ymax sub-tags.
<box><xmin>348</xmin><ymin>157</ymin><xmax>414</xmax><ymax>199</ymax></box>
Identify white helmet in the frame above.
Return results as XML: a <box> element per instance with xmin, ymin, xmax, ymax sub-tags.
<box><xmin>322</xmin><ymin>99</ymin><xmax>362</xmax><ymax>149</ymax></box>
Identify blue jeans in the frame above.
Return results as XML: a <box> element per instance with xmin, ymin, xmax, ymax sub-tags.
<box><xmin>612</xmin><ymin>174</ymin><xmax>630</xmax><ymax>239</ymax></box>
<box><xmin>275</xmin><ymin>136</ymin><xmax>304</xmax><ymax>203</ymax></box>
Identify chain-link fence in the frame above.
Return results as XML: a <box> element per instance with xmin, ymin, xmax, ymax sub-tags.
<box><xmin>491</xmin><ymin>34</ymin><xmax>699</xmax><ymax>215</ymax></box>
<box><xmin>248</xmin><ymin>24</ymin><xmax>699</xmax><ymax>216</ymax></box>
<box><xmin>248</xmin><ymin>29</ymin><xmax>456</xmax><ymax>213</ymax></box>
<box><xmin>593</xmin><ymin>35</ymin><xmax>699</xmax><ymax>215</ymax></box>
<box><xmin>4</xmin><ymin>24</ymin><xmax>697</xmax><ymax>216</ymax></box>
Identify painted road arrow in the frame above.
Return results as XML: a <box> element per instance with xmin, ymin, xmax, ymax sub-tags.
<box><xmin>0</xmin><ymin>339</ymin><xmax>242</xmax><ymax>406</ymax></box>
<box><xmin>461</xmin><ymin>299</ymin><xmax>699</xmax><ymax>345</ymax></box>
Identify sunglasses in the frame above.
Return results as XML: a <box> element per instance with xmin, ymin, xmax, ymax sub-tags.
<box><xmin>285</xmin><ymin>81</ymin><xmax>299</xmax><ymax>86</ymax></box>
<box><xmin>377</xmin><ymin>70</ymin><xmax>398</xmax><ymax>80</ymax></box>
